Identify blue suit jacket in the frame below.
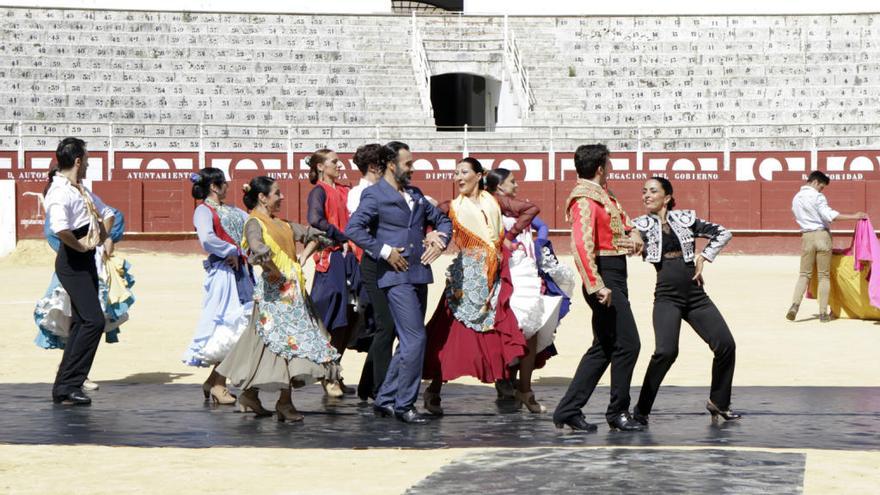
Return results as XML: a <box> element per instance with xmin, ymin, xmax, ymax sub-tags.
<box><xmin>345</xmin><ymin>178</ymin><xmax>452</xmax><ymax>289</ymax></box>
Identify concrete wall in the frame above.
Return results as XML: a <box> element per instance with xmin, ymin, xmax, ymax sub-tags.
<box><xmin>0</xmin><ymin>0</ymin><xmax>392</xmax><ymax>14</ymax></box>
<box><xmin>464</xmin><ymin>0</ymin><xmax>879</xmax><ymax>15</ymax></box>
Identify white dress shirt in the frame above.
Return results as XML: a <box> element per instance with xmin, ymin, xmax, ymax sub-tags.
<box><xmin>347</xmin><ymin>177</ymin><xmax>373</xmax><ymax>216</ymax></box>
<box><xmin>44</xmin><ymin>174</ymin><xmax>113</xmax><ymax>234</ymax></box>
<box><xmin>791</xmin><ymin>185</ymin><xmax>839</xmax><ymax>232</ymax></box>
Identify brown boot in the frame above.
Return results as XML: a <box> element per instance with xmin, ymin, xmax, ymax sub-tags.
<box><xmin>276</xmin><ymin>401</ymin><xmax>304</xmax><ymax>423</ymax></box>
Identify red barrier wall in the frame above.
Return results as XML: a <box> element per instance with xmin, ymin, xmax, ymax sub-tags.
<box><xmin>6</xmin><ymin>149</ymin><xmax>878</xmax><ymax>255</ymax></box>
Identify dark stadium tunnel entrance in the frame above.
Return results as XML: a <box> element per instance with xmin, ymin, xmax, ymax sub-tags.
<box><xmin>431</xmin><ymin>73</ymin><xmax>500</xmax><ymax>132</ymax></box>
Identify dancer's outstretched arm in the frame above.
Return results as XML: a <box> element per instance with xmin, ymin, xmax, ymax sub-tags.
<box><xmin>298</xmin><ymin>240</ymin><xmax>319</xmax><ymax>266</ymax></box>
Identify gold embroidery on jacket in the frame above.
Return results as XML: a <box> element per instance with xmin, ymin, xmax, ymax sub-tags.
<box><xmin>566</xmin><ymin>180</ymin><xmax>630</xmax><ymax>257</ymax></box>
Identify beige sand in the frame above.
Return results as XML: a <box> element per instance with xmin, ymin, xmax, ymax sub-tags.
<box><xmin>0</xmin><ymin>242</ymin><xmax>877</xmax><ymax>493</ymax></box>
<box><xmin>0</xmin><ymin>445</ymin><xmax>875</xmax><ymax>495</ymax></box>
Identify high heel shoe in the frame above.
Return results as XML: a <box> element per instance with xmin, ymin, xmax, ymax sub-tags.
<box><xmin>706</xmin><ymin>400</ymin><xmax>742</xmax><ymax>421</ymax></box>
<box><xmin>276</xmin><ymin>401</ymin><xmax>304</xmax><ymax>423</ymax></box>
<box><xmin>514</xmin><ymin>390</ymin><xmax>546</xmax><ymax>413</ymax></box>
<box><xmin>209</xmin><ymin>385</ymin><xmax>237</xmax><ymax>405</ymax></box>
<box><xmin>236</xmin><ymin>388</ymin><xmax>272</xmax><ymax>417</ymax></box>
<box><xmin>322</xmin><ymin>379</ymin><xmax>344</xmax><ymax>398</ymax></box>
<box><xmin>202</xmin><ymin>369</ymin><xmax>219</xmax><ymax>400</ymax></box>
<box><xmin>423</xmin><ymin>390</ymin><xmax>444</xmax><ymax>416</ymax></box>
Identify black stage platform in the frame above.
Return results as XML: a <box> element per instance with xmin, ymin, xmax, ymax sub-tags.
<box><xmin>406</xmin><ymin>449</ymin><xmax>807</xmax><ymax>494</ymax></box>
<box><xmin>2</xmin><ymin>382</ymin><xmax>878</xmax><ymax>451</ymax></box>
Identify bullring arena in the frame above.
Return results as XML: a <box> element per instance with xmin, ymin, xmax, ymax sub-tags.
<box><xmin>1</xmin><ymin>1</ymin><xmax>879</xmax><ymax>494</ymax></box>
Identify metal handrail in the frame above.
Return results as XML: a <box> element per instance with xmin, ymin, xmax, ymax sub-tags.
<box><xmin>7</xmin><ymin>122</ymin><xmax>880</xmax><ymax>157</ymax></box>
<box><xmin>410</xmin><ymin>12</ymin><xmax>433</xmax><ymax>114</ymax></box>
<box><xmin>502</xmin><ymin>15</ymin><xmax>535</xmax><ymax>118</ymax></box>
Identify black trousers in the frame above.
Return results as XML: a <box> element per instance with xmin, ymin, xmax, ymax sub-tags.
<box><xmin>636</xmin><ymin>257</ymin><xmax>736</xmax><ymax>414</ymax></box>
<box><xmin>52</xmin><ymin>226</ymin><xmax>104</xmax><ymax>397</ymax></box>
<box><xmin>553</xmin><ymin>255</ymin><xmax>641</xmax><ymax>423</ymax></box>
<box><xmin>357</xmin><ymin>255</ymin><xmax>397</xmax><ymax>400</ymax></box>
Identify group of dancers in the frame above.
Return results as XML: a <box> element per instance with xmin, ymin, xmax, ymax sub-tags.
<box><xmin>38</xmin><ymin>137</ymin><xmax>740</xmax><ymax>431</ymax></box>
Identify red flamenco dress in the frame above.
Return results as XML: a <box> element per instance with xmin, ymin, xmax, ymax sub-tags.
<box><xmin>423</xmin><ymin>192</ymin><xmax>528</xmax><ymax>383</ymax></box>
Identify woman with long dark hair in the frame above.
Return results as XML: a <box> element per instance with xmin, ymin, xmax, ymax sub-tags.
<box><xmin>421</xmin><ymin>158</ymin><xmax>530</xmax><ymax>414</ymax></box>
<box><xmin>181</xmin><ymin>167</ymin><xmax>253</xmax><ymax>405</ymax></box>
<box><xmin>631</xmin><ymin>177</ymin><xmax>739</xmax><ymax>425</ymax></box>
<box><xmin>306</xmin><ymin>149</ymin><xmax>362</xmax><ymax>397</ymax></box>
<box><xmin>217</xmin><ymin>176</ymin><xmax>339</xmax><ymax>423</ymax></box>
<box><xmin>484</xmin><ymin>168</ymin><xmax>575</xmax><ymax>411</ymax></box>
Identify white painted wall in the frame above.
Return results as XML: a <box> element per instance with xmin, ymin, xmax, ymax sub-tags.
<box><xmin>465</xmin><ymin>0</ymin><xmax>879</xmax><ymax>15</ymax></box>
<box><xmin>0</xmin><ymin>181</ymin><xmax>16</xmax><ymax>257</ymax></box>
<box><xmin>0</xmin><ymin>0</ymin><xmax>392</xmax><ymax>14</ymax></box>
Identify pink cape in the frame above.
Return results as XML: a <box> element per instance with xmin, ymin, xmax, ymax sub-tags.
<box><xmin>846</xmin><ymin>218</ymin><xmax>880</xmax><ymax>309</ymax></box>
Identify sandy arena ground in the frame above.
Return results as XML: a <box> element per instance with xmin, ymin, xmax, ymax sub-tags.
<box><xmin>0</xmin><ymin>241</ymin><xmax>878</xmax><ymax>494</ymax></box>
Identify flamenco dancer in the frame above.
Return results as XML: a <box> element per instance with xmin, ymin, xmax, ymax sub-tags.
<box><xmin>631</xmin><ymin>177</ymin><xmax>739</xmax><ymax>424</ymax></box>
<box><xmin>35</xmin><ymin>173</ymin><xmax>133</xmax><ymax>393</ymax></box>
<box><xmin>306</xmin><ymin>148</ymin><xmax>362</xmax><ymax>397</ymax></box>
<box><xmin>345</xmin><ymin>141</ymin><xmax>452</xmax><ymax>424</ymax></box>
<box><xmin>421</xmin><ymin>158</ymin><xmax>531</xmax><ymax>414</ymax></box>
<box><xmin>182</xmin><ymin>168</ymin><xmax>254</xmax><ymax>405</ymax></box>
<box><xmin>44</xmin><ymin>137</ymin><xmax>115</xmax><ymax>405</ymax></box>
<box><xmin>217</xmin><ymin>176</ymin><xmax>340</xmax><ymax>423</ymax></box>
<box><xmin>484</xmin><ymin>167</ymin><xmax>575</xmax><ymax>408</ymax></box>
<box><xmin>348</xmin><ymin>143</ymin><xmax>399</xmax><ymax>401</ymax></box>
<box><xmin>552</xmin><ymin>144</ymin><xmax>645</xmax><ymax>432</ymax></box>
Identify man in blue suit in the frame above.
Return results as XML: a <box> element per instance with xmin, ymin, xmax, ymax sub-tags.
<box><xmin>346</xmin><ymin>141</ymin><xmax>452</xmax><ymax>424</ymax></box>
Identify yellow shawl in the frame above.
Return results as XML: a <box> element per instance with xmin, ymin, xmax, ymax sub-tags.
<box><xmin>243</xmin><ymin>209</ymin><xmax>306</xmax><ymax>293</ymax></box>
<box><xmin>449</xmin><ymin>190</ymin><xmax>504</xmax><ymax>284</ymax></box>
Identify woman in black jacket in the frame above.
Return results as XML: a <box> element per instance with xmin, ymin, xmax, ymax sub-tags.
<box><xmin>631</xmin><ymin>177</ymin><xmax>740</xmax><ymax>425</ymax></box>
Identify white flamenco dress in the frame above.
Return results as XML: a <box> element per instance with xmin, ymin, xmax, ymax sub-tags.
<box><xmin>34</xmin><ymin>244</ymin><xmax>135</xmax><ymax>347</ymax></box>
<box><xmin>503</xmin><ymin>216</ymin><xmax>575</xmax><ymax>356</ymax></box>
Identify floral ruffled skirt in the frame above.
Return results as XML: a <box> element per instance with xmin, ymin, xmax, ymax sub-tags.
<box><xmin>218</xmin><ymin>271</ymin><xmax>340</xmax><ymax>389</ymax></box>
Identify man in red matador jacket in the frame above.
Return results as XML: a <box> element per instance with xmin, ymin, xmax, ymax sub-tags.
<box><xmin>552</xmin><ymin>143</ymin><xmax>646</xmax><ymax>433</ymax></box>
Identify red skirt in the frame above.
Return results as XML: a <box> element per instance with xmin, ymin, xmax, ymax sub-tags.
<box><xmin>422</xmin><ymin>249</ymin><xmax>528</xmax><ymax>383</ymax></box>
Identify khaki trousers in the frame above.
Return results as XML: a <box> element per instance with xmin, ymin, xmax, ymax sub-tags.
<box><xmin>791</xmin><ymin>229</ymin><xmax>832</xmax><ymax>313</ymax></box>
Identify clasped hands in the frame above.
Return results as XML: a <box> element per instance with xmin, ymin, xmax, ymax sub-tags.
<box><xmin>618</xmin><ymin>231</ymin><xmax>644</xmax><ymax>257</ymax></box>
<box><xmin>387</xmin><ymin>231</ymin><xmax>447</xmax><ymax>272</ymax></box>
<box><xmin>594</xmin><ymin>232</ymin><xmax>645</xmax><ymax>307</ymax></box>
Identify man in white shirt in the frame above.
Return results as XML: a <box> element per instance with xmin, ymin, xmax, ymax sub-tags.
<box><xmin>787</xmin><ymin>171</ymin><xmax>866</xmax><ymax>322</ymax></box>
<box><xmin>44</xmin><ymin>137</ymin><xmax>114</xmax><ymax>405</ymax></box>
<box><xmin>347</xmin><ymin>143</ymin><xmax>383</xmax><ymax>216</ymax></box>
